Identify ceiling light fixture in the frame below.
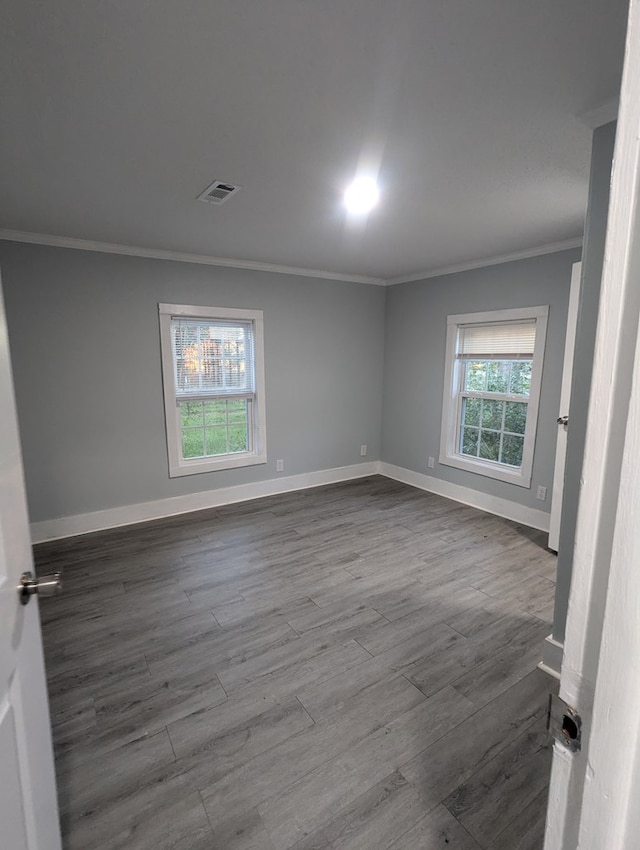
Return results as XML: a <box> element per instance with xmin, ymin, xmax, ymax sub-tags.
<box><xmin>343</xmin><ymin>177</ymin><xmax>379</xmax><ymax>214</ymax></box>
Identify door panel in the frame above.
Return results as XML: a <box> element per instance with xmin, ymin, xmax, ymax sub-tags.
<box><xmin>0</xmin><ymin>270</ymin><xmax>61</xmax><ymax>850</ymax></box>
<box><xmin>548</xmin><ymin>261</ymin><xmax>581</xmax><ymax>552</ymax></box>
<box><xmin>0</xmin><ymin>702</ymin><xmax>30</xmax><ymax>850</ymax></box>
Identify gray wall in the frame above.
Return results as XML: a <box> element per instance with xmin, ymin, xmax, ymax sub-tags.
<box><xmin>552</xmin><ymin>121</ymin><xmax>617</xmax><ymax>643</ymax></box>
<box><xmin>0</xmin><ymin>242</ymin><xmax>386</xmax><ymax>522</ymax></box>
<box><xmin>381</xmin><ymin>249</ymin><xmax>581</xmax><ymax>511</ymax></box>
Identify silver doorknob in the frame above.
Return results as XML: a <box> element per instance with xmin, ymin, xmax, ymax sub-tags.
<box><xmin>557</xmin><ymin>415</ymin><xmax>569</xmax><ymax>426</ymax></box>
<box><xmin>18</xmin><ymin>571</ymin><xmax>62</xmax><ymax>605</ymax></box>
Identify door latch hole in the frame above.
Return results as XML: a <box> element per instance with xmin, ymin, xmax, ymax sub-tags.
<box><xmin>562</xmin><ymin>714</ymin><xmax>579</xmax><ymax>741</ymax></box>
<box><xmin>547</xmin><ymin>693</ymin><xmax>582</xmax><ymax>752</ymax></box>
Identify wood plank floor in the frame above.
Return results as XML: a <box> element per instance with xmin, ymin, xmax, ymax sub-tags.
<box><xmin>35</xmin><ymin>476</ymin><xmax>558</xmax><ymax>850</ymax></box>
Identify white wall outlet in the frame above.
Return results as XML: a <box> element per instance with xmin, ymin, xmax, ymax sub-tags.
<box><xmin>276</xmin><ymin>459</ymin><xmax>284</xmax><ymax>472</ymax></box>
<box><xmin>360</xmin><ymin>445</ymin><xmax>367</xmax><ymax>456</ymax></box>
<box><xmin>536</xmin><ymin>485</ymin><xmax>547</xmax><ymax>501</ymax></box>
<box><xmin>428</xmin><ymin>456</ymin><xmax>435</xmax><ymax>469</ymax></box>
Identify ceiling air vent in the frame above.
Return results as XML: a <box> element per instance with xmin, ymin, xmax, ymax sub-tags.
<box><xmin>196</xmin><ymin>179</ymin><xmax>241</xmax><ymax>205</ymax></box>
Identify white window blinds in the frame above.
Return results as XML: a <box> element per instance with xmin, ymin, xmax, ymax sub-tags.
<box><xmin>171</xmin><ymin>317</ymin><xmax>255</xmax><ymax>399</ymax></box>
<box><xmin>457</xmin><ymin>320</ymin><xmax>537</xmax><ymax>359</ymax></box>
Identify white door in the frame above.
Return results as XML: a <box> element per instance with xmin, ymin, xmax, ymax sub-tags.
<box><xmin>544</xmin><ymin>0</ymin><xmax>640</xmax><ymax>845</ymax></box>
<box><xmin>548</xmin><ymin>261</ymin><xmax>581</xmax><ymax>552</ymax></box>
<box><xmin>0</xmin><ymin>272</ymin><xmax>61</xmax><ymax>850</ymax></box>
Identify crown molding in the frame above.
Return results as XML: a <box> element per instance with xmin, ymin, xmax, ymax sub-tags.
<box><xmin>0</xmin><ymin>229</ymin><xmax>584</xmax><ymax>287</ymax></box>
<box><xmin>0</xmin><ymin>229</ymin><xmax>386</xmax><ymax>287</ymax></box>
<box><xmin>386</xmin><ymin>237</ymin><xmax>583</xmax><ymax>286</ymax></box>
<box><xmin>579</xmin><ymin>97</ymin><xmax>619</xmax><ymax>129</ymax></box>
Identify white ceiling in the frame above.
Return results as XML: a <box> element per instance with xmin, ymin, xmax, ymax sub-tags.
<box><xmin>0</xmin><ymin>0</ymin><xmax>628</xmax><ymax>281</ymax></box>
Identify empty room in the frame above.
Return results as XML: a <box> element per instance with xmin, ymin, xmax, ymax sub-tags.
<box><xmin>1</xmin><ymin>1</ymin><xmax>638</xmax><ymax>849</ymax></box>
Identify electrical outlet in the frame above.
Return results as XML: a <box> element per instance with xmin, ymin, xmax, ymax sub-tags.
<box><xmin>428</xmin><ymin>456</ymin><xmax>435</xmax><ymax>469</ymax></box>
<box><xmin>276</xmin><ymin>459</ymin><xmax>284</xmax><ymax>472</ymax></box>
<box><xmin>536</xmin><ymin>485</ymin><xmax>547</xmax><ymax>501</ymax></box>
<box><xmin>360</xmin><ymin>445</ymin><xmax>367</xmax><ymax>456</ymax></box>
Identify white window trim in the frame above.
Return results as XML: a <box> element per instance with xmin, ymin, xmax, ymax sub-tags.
<box><xmin>159</xmin><ymin>303</ymin><xmax>267</xmax><ymax>477</ymax></box>
<box><xmin>439</xmin><ymin>305</ymin><xmax>548</xmax><ymax>489</ymax></box>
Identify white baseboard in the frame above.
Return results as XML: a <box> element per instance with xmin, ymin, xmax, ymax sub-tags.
<box><xmin>379</xmin><ymin>462</ymin><xmax>551</xmax><ymax>532</ymax></box>
<box><xmin>538</xmin><ymin>634</ymin><xmax>564</xmax><ymax>680</ymax></box>
<box><xmin>30</xmin><ymin>460</ymin><xmax>552</xmax><ymax>543</ymax></box>
<box><xmin>30</xmin><ymin>461</ymin><xmax>380</xmax><ymax>543</ymax></box>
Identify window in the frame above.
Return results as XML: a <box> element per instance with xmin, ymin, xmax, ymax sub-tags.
<box><xmin>439</xmin><ymin>306</ymin><xmax>548</xmax><ymax>487</ymax></box>
<box><xmin>159</xmin><ymin>303</ymin><xmax>267</xmax><ymax>477</ymax></box>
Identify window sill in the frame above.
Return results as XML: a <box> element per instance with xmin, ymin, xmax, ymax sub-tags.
<box><xmin>169</xmin><ymin>451</ymin><xmax>267</xmax><ymax>478</ymax></box>
<box><xmin>439</xmin><ymin>451</ymin><xmax>531</xmax><ymax>488</ymax></box>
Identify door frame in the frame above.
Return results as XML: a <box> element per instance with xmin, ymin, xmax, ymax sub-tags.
<box><xmin>544</xmin><ymin>0</ymin><xmax>640</xmax><ymax>845</ymax></box>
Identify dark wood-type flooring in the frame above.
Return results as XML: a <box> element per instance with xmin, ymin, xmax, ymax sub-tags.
<box><xmin>35</xmin><ymin>476</ymin><xmax>558</xmax><ymax>850</ymax></box>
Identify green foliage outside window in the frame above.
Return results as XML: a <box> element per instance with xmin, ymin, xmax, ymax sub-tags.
<box><xmin>464</xmin><ymin>359</ymin><xmax>531</xmax><ymax>396</ymax></box>
<box><xmin>460</xmin><ymin>364</ymin><xmax>528</xmax><ymax>468</ymax></box>
<box><xmin>180</xmin><ymin>399</ymin><xmax>249</xmax><ymax>459</ymax></box>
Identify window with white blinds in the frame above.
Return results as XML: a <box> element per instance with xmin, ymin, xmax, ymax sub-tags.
<box><xmin>458</xmin><ymin>320</ymin><xmax>537</xmax><ymax>360</ymax></box>
<box><xmin>171</xmin><ymin>318</ymin><xmax>255</xmax><ymax>401</ymax></box>
<box><xmin>439</xmin><ymin>306</ymin><xmax>548</xmax><ymax>489</ymax></box>
<box><xmin>159</xmin><ymin>304</ymin><xmax>267</xmax><ymax>478</ymax></box>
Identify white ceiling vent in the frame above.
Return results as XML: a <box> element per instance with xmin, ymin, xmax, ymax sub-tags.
<box><xmin>197</xmin><ymin>179</ymin><xmax>241</xmax><ymax>205</ymax></box>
